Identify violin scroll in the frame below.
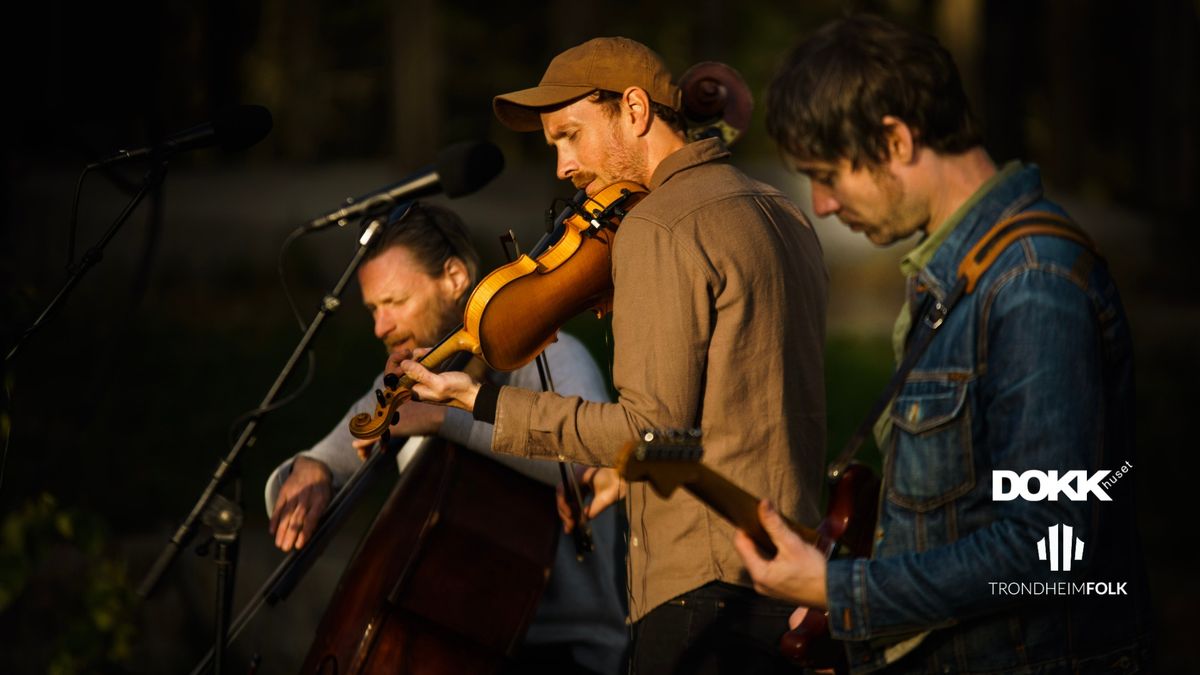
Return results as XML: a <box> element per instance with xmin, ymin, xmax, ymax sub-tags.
<box><xmin>348</xmin><ymin>331</ymin><xmax>482</xmax><ymax>440</ymax></box>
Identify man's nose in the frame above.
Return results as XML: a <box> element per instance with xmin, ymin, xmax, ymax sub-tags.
<box><xmin>556</xmin><ymin>150</ymin><xmax>576</xmax><ymax>181</ymax></box>
<box><xmin>810</xmin><ymin>182</ymin><xmax>840</xmax><ymax>217</ymax></box>
<box><xmin>373</xmin><ymin>310</ymin><xmax>393</xmax><ymax>340</ymax></box>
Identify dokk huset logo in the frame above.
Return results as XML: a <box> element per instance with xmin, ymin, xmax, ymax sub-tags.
<box><xmin>987</xmin><ymin>463</ymin><xmax>1133</xmax><ymax>597</ymax></box>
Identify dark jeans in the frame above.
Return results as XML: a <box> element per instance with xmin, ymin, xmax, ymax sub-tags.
<box><xmin>632</xmin><ymin>581</ymin><xmax>801</xmax><ymax>674</ymax></box>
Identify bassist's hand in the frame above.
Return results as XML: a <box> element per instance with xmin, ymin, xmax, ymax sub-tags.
<box><xmin>734</xmin><ymin>499</ymin><xmax>829</xmax><ymax>611</ymax></box>
<box><xmin>269</xmin><ymin>456</ymin><xmax>333</xmax><ymax>552</ymax></box>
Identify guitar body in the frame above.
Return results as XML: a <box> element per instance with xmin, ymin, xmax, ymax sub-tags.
<box><xmin>778</xmin><ymin>463</ymin><xmax>880</xmax><ymax>672</ymax></box>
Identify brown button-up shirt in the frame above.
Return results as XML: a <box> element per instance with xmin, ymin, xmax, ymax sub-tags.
<box><xmin>493</xmin><ymin>137</ymin><xmax>828</xmax><ymax>621</ymax></box>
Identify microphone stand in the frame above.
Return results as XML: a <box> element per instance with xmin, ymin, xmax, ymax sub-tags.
<box><xmin>186</xmin><ymin>434</ymin><xmax>410</xmax><ymax>675</ymax></box>
<box><xmin>5</xmin><ymin>160</ymin><xmax>168</xmax><ymax>362</ymax></box>
<box><xmin>137</xmin><ymin>211</ymin><xmax>395</xmax><ymax>675</ymax></box>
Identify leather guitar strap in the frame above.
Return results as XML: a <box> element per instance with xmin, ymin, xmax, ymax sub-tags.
<box><xmin>825</xmin><ymin>211</ymin><xmax>1099</xmax><ymax>482</ymax></box>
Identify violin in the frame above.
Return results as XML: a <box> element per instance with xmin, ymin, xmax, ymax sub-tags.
<box><xmin>349</xmin><ymin>180</ymin><xmax>648</xmax><ymax>441</ymax></box>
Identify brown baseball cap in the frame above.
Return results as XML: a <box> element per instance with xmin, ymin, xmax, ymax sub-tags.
<box><xmin>494</xmin><ymin>37</ymin><xmax>681</xmax><ymax>132</ymax></box>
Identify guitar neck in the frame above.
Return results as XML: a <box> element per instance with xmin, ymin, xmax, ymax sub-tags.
<box><xmin>682</xmin><ymin>466</ymin><xmax>820</xmax><ymax>555</ymax></box>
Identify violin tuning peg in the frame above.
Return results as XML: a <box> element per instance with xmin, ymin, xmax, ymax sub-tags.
<box><xmin>383</xmin><ymin>373</ymin><xmax>400</xmax><ymax>389</ymax></box>
<box><xmin>391</xmin><ymin>412</ymin><xmax>400</xmax><ymax>425</ymax></box>
<box><xmin>375</xmin><ymin>389</ymin><xmax>386</xmax><ymax>406</ymax></box>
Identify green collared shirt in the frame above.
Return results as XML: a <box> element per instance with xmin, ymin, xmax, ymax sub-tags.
<box><xmin>875</xmin><ymin>161</ymin><xmax>1021</xmax><ymax>446</ymax></box>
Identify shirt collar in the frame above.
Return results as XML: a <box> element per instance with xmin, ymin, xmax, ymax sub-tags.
<box><xmin>648</xmin><ymin>137</ymin><xmax>731</xmax><ymax>190</ymax></box>
<box><xmin>900</xmin><ymin>160</ymin><xmax>1022</xmax><ymax>278</ymax></box>
<box><xmin>913</xmin><ymin>162</ymin><xmax>1045</xmax><ymax>296</ymax></box>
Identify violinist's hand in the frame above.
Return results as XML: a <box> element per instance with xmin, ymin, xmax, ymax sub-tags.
<box><xmin>269</xmin><ymin>456</ymin><xmax>332</xmax><ymax>552</ymax></box>
<box><xmin>734</xmin><ymin>499</ymin><xmax>829</xmax><ymax>611</ymax></box>
<box><xmin>556</xmin><ymin>466</ymin><xmax>627</xmax><ymax>533</ymax></box>
<box><xmin>389</xmin><ymin>349</ymin><xmax>481</xmax><ymax>412</ymax></box>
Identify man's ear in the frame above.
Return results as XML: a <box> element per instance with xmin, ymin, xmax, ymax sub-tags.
<box><xmin>881</xmin><ymin>115</ymin><xmax>917</xmax><ymax>165</ymax></box>
<box><xmin>622</xmin><ymin>86</ymin><xmax>653</xmax><ymax>136</ymax></box>
<box><xmin>441</xmin><ymin>256</ymin><xmax>472</xmax><ymax>300</ymax></box>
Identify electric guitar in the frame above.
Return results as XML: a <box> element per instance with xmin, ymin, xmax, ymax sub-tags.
<box><xmin>615</xmin><ymin>430</ymin><xmax>880</xmax><ymax>672</ymax></box>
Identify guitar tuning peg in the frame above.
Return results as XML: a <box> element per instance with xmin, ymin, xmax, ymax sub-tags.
<box><xmin>688</xmin><ymin>428</ymin><xmax>702</xmax><ymax>439</ymax></box>
<box><xmin>643</xmin><ymin>430</ymin><xmax>656</xmax><ymax>442</ymax></box>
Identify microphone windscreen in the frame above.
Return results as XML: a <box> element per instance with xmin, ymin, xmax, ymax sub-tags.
<box><xmin>214</xmin><ymin>105</ymin><xmax>273</xmax><ymax>152</ymax></box>
<box><xmin>436</xmin><ymin>140</ymin><xmax>505</xmax><ymax>198</ymax></box>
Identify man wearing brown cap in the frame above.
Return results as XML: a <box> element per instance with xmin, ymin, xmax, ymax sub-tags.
<box><xmin>397</xmin><ymin>37</ymin><xmax>828</xmax><ymax>673</ymax></box>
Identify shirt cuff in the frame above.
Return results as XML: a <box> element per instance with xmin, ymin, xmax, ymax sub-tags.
<box><xmin>826</xmin><ymin>557</ymin><xmax>871</xmax><ymax>641</ymax></box>
<box><xmin>473</xmin><ymin>382</ymin><xmax>501</xmax><ymax>423</ymax></box>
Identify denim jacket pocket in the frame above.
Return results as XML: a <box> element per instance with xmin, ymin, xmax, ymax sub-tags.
<box><xmin>887</xmin><ymin>375</ymin><xmax>975</xmax><ymax>512</ymax></box>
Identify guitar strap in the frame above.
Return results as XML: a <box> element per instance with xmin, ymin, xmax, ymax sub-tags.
<box><xmin>825</xmin><ymin>210</ymin><xmax>1100</xmax><ymax>481</ymax></box>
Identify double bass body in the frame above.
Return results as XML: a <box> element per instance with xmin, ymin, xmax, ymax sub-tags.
<box><xmin>300</xmin><ymin>441</ymin><xmax>559</xmax><ymax>674</ymax></box>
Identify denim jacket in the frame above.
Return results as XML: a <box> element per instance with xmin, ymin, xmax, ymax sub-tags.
<box><xmin>825</xmin><ymin>165</ymin><xmax>1154</xmax><ymax>673</ymax></box>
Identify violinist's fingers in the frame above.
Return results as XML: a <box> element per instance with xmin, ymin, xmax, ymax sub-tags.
<box><xmin>412</xmin><ymin>347</ymin><xmax>432</xmax><ymax>359</ymax></box>
<box><xmin>385</xmin><ymin>349</ymin><xmax>413</xmax><ymax>376</ymax></box>
<box><xmin>401</xmin><ymin>360</ymin><xmax>482</xmax><ymax>412</ymax></box>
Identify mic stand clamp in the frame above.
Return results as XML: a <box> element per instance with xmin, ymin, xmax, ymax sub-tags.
<box><xmin>202</xmin><ymin>494</ymin><xmax>244</xmax><ymax>675</ymax></box>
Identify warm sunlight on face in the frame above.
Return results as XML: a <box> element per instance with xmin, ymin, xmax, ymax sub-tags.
<box><xmin>357</xmin><ymin>246</ymin><xmax>461</xmax><ymax>355</ymax></box>
<box><xmin>793</xmin><ymin>157</ymin><xmax>926</xmax><ymax>246</ymax></box>
<box><xmin>541</xmin><ymin>96</ymin><xmax>646</xmax><ymax>196</ymax></box>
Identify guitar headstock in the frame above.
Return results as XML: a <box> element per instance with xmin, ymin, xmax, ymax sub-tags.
<box><xmin>615</xmin><ymin>429</ymin><xmax>705</xmax><ymax>498</ymax></box>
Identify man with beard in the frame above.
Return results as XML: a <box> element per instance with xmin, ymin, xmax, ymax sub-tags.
<box><xmin>393</xmin><ymin>37</ymin><xmax>829</xmax><ymax>673</ymax></box>
<box><xmin>735</xmin><ymin>15</ymin><xmax>1154</xmax><ymax>673</ymax></box>
<box><xmin>266</xmin><ymin>203</ymin><xmax>628</xmax><ymax>674</ymax></box>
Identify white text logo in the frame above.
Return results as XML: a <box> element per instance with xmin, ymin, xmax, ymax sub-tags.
<box><xmin>992</xmin><ymin>470</ymin><xmax>1111</xmax><ymax>502</ymax></box>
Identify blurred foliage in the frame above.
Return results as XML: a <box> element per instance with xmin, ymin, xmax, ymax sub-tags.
<box><xmin>0</xmin><ymin>493</ymin><xmax>137</xmax><ymax>675</ymax></box>
<box><xmin>824</xmin><ymin>332</ymin><xmax>893</xmax><ymax>475</ymax></box>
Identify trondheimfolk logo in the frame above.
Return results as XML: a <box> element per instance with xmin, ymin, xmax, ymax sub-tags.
<box><xmin>1037</xmin><ymin>524</ymin><xmax>1084</xmax><ymax>572</ymax></box>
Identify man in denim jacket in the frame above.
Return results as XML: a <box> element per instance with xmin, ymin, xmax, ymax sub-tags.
<box><xmin>735</xmin><ymin>15</ymin><xmax>1154</xmax><ymax>673</ymax></box>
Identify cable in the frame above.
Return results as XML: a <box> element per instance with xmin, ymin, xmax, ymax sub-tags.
<box><xmin>277</xmin><ymin>227</ymin><xmax>310</xmax><ymax>333</ymax></box>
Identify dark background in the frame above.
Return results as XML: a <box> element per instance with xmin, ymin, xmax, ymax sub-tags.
<box><xmin>2</xmin><ymin>1</ymin><xmax>1196</xmax><ymax>673</ymax></box>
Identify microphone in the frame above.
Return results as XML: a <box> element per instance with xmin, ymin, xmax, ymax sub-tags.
<box><xmin>88</xmin><ymin>104</ymin><xmax>273</xmax><ymax>168</ymax></box>
<box><xmin>303</xmin><ymin>140</ymin><xmax>505</xmax><ymax>232</ymax></box>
